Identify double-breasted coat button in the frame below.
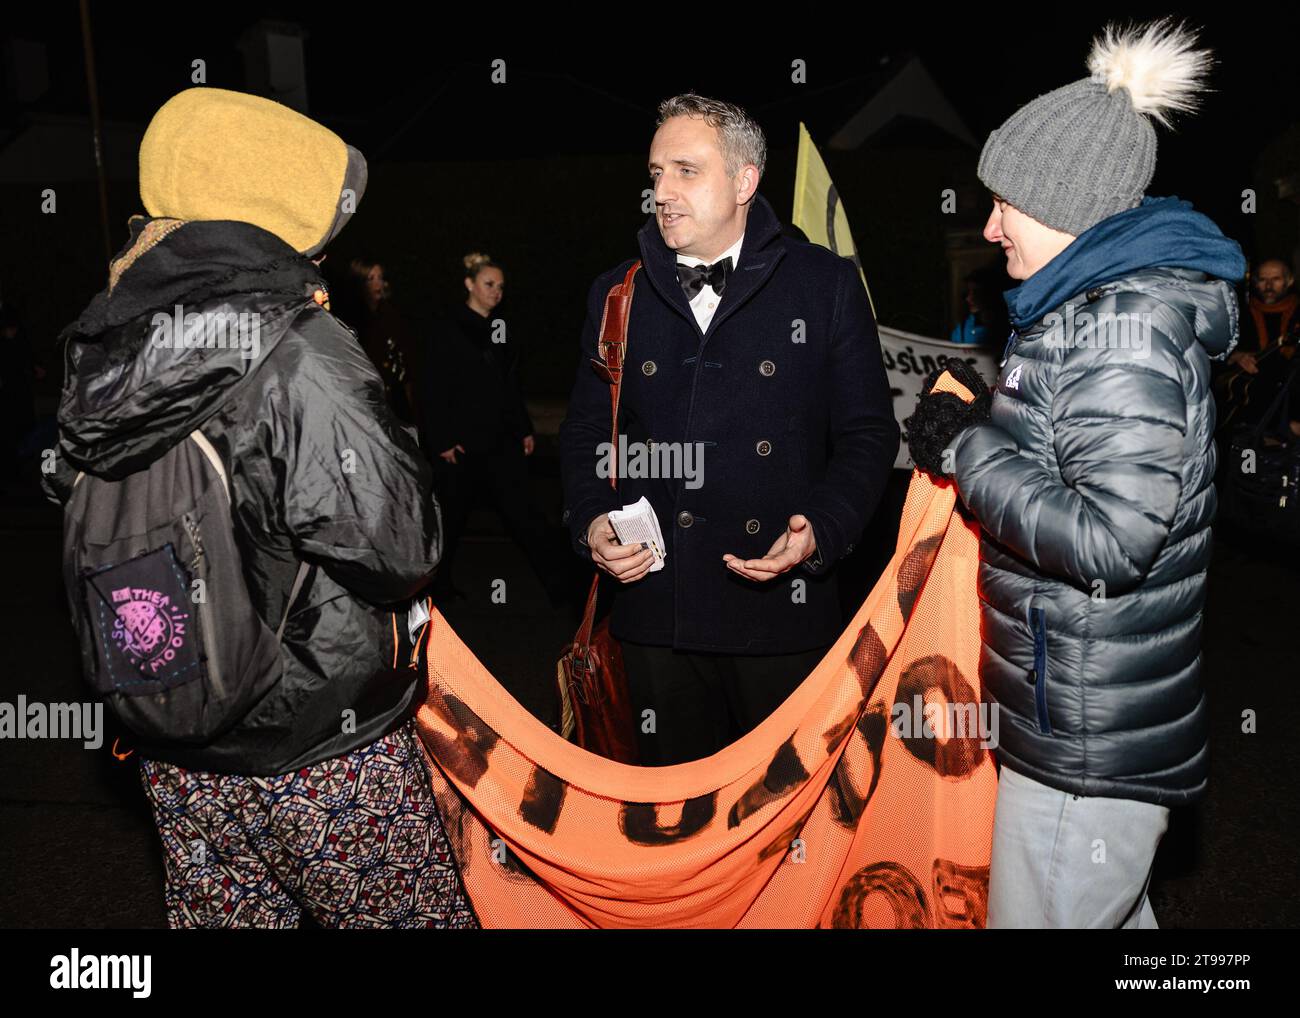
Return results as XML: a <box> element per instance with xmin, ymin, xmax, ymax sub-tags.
<box><xmin>759</xmin><ymin>359</ymin><xmax>775</xmax><ymax>376</ymax></box>
<box><xmin>745</xmin><ymin>519</ymin><xmax>761</xmax><ymax>534</ymax></box>
<box><xmin>677</xmin><ymin>510</ymin><xmax>694</xmax><ymax>528</ymax></box>
<box><xmin>642</xmin><ymin>360</ymin><xmax>657</xmax><ymax>376</ymax></box>
<box><xmin>756</xmin><ymin>440</ymin><xmax>772</xmax><ymax>456</ymax></box>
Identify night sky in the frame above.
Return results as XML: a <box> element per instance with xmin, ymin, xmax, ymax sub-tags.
<box><xmin>5</xmin><ymin>5</ymin><xmax>1300</xmax><ymax>369</ymax></box>
<box><xmin>8</xmin><ymin>6</ymin><xmax>1298</xmax><ymax>212</ymax></box>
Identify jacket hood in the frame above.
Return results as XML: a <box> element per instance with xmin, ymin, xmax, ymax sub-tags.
<box><xmin>57</xmin><ymin>217</ymin><xmax>326</xmax><ymax>478</ymax></box>
<box><xmin>1004</xmin><ymin>196</ymin><xmax>1246</xmax><ymax>354</ymax></box>
<box><xmin>139</xmin><ymin>87</ymin><xmax>367</xmax><ymax>257</ymax></box>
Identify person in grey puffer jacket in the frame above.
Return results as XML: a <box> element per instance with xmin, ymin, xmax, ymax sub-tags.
<box><xmin>906</xmin><ymin>20</ymin><xmax>1245</xmax><ymax>929</ymax></box>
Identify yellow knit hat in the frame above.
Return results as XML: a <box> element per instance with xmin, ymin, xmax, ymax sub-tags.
<box><xmin>138</xmin><ymin>87</ymin><xmax>365</xmax><ymax>255</ymax></box>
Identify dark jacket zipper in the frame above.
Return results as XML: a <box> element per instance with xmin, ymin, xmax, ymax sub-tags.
<box><xmin>1030</xmin><ymin>605</ymin><xmax>1052</xmax><ymax>734</ymax></box>
<box><xmin>179</xmin><ymin>509</ymin><xmax>222</xmax><ymax>691</ymax></box>
<box><xmin>182</xmin><ymin>512</ymin><xmax>204</xmax><ymax>574</ymax></box>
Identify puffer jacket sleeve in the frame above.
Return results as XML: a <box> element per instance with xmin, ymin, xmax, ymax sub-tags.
<box><xmin>279</xmin><ymin>308</ymin><xmax>441</xmax><ymax>604</ymax></box>
<box><xmin>950</xmin><ymin>297</ymin><xmax>1189</xmax><ymax>595</ymax></box>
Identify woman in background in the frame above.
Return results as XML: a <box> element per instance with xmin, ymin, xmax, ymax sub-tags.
<box><xmin>420</xmin><ymin>252</ymin><xmax>568</xmax><ymax>606</ymax></box>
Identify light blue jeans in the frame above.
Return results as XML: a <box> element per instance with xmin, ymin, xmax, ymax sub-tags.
<box><xmin>987</xmin><ymin>765</ymin><xmax>1170</xmax><ymax>929</ymax></box>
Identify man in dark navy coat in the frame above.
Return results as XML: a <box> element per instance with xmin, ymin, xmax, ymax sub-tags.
<box><xmin>559</xmin><ymin>94</ymin><xmax>898</xmax><ymax>765</ymax></box>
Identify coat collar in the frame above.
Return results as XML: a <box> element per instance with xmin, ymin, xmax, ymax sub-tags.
<box><xmin>636</xmin><ymin>191</ymin><xmax>787</xmax><ymax>341</ymax></box>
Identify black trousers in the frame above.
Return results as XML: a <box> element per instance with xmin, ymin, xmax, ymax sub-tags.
<box><xmin>431</xmin><ymin>442</ymin><xmax>563</xmax><ymax>601</ymax></box>
<box><xmin>619</xmin><ymin>639</ymin><xmax>831</xmax><ymax>766</ymax></box>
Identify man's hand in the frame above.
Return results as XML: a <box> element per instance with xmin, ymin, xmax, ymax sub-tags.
<box><xmin>439</xmin><ymin>443</ymin><xmax>466</xmax><ymax>464</ymax></box>
<box><xmin>522</xmin><ymin>434</ymin><xmax>535</xmax><ymax>457</ymax></box>
<box><xmin>1229</xmin><ymin>350</ymin><xmax>1259</xmax><ymax>375</ymax></box>
<box><xmin>723</xmin><ymin>514</ymin><xmax>816</xmax><ymax>581</ymax></box>
<box><xmin>587</xmin><ymin>513</ymin><xmax>655</xmax><ymax>583</ymax></box>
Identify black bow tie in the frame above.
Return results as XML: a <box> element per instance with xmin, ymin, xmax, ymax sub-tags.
<box><xmin>676</xmin><ymin>257</ymin><xmax>733</xmax><ymax>300</ymax></box>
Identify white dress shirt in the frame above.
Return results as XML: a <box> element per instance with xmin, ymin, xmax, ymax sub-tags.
<box><xmin>676</xmin><ymin>234</ymin><xmax>743</xmax><ymax>333</ymax></box>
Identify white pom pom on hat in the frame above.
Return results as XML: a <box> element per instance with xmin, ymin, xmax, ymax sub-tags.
<box><xmin>1087</xmin><ymin>18</ymin><xmax>1214</xmax><ymax>127</ymax></box>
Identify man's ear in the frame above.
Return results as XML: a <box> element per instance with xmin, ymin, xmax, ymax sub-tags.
<box><xmin>736</xmin><ymin>165</ymin><xmax>759</xmax><ymax>206</ymax></box>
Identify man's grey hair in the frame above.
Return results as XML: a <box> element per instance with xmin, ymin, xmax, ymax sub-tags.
<box><xmin>656</xmin><ymin>93</ymin><xmax>767</xmax><ymax>179</ymax></box>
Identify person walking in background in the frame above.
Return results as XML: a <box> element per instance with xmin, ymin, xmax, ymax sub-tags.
<box><xmin>419</xmin><ymin>252</ymin><xmax>568</xmax><ymax>606</ymax></box>
<box><xmin>906</xmin><ymin>20</ymin><xmax>1243</xmax><ymax>928</ymax></box>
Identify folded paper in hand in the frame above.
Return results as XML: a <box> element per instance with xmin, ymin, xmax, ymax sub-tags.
<box><xmin>607</xmin><ymin>496</ymin><xmax>666</xmax><ymax>571</ymax></box>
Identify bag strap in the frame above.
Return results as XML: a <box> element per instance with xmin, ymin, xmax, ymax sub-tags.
<box><xmin>75</xmin><ymin>429</ymin><xmax>313</xmax><ymax>641</ymax></box>
<box><xmin>574</xmin><ymin>261</ymin><xmax>641</xmax><ymax>648</ymax></box>
<box><xmin>188</xmin><ymin>428</ymin><xmax>313</xmax><ymax>642</ymax></box>
<box><xmin>188</xmin><ymin>429</ymin><xmax>230</xmax><ymax>498</ymax></box>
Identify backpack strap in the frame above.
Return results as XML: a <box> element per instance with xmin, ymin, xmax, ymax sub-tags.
<box><xmin>188</xmin><ymin>428</ymin><xmax>312</xmax><ymax>643</ymax></box>
<box><xmin>70</xmin><ymin>422</ymin><xmax>314</xmax><ymax>643</ymax></box>
<box><xmin>188</xmin><ymin>429</ymin><xmax>230</xmax><ymax>498</ymax></box>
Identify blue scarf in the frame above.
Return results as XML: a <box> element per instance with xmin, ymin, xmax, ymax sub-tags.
<box><xmin>1003</xmin><ymin>196</ymin><xmax>1246</xmax><ymax>330</ymax></box>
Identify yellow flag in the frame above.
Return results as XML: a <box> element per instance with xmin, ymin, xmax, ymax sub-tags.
<box><xmin>792</xmin><ymin>122</ymin><xmax>875</xmax><ymax>315</ymax></box>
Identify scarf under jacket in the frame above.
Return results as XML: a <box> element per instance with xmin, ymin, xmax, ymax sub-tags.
<box><xmin>1003</xmin><ymin>196</ymin><xmax>1246</xmax><ymax>331</ymax></box>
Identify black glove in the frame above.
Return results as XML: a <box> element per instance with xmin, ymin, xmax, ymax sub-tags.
<box><xmin>904</xmin><ymin>358</ymin><xmax>993</xmax><ymax>477</ymax></box>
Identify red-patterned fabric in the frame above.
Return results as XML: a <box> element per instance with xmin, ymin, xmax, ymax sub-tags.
<box><xmin>139</xmin><ymin>719</ymin><xmax>478</xmax><ymax>928</ymax></box>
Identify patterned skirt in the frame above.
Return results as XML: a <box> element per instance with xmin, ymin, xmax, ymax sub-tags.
<box><xmin>138</xmin><ymin>718</ymin><xmax>479</xmax><ymax>928</ymax></box>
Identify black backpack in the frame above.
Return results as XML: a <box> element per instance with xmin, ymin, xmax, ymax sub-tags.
<box><xmin>61</xmin><ymin>428</ymin><xmax>311</xmax><ymax>745</ymax></box>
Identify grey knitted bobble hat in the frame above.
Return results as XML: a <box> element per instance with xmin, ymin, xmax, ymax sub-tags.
<box><xmin>978</xmin><ymin>19</ymin><xmax>1213</xmax><ymax>236</ymax></box>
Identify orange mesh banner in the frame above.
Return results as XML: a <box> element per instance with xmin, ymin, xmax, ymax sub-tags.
<box><xmin>415</xmin><ymin>377</ymin><xmax>996</xmax><ymax>928</ymax></box>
